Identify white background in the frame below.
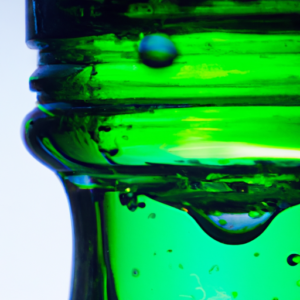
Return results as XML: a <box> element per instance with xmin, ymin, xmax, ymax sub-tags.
<box><xmin>0</xmin><ymin>1</ymin><xmax>72</xmax><ymax>300</ymax></box>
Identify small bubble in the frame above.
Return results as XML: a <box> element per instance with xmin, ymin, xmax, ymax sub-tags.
<box><xmin>248</xmin><ymin>211</ymin><xmax>261</xmax><ymax>219</ymax></box>
<box><xmin>138</xmin><ymin>34</ymin><xmax>178</xmax><ymax>68</ymax></box>
<box><xmin>148</xmin><ymin>213</ymin><xmax>156</xmax><ymax>219</ymax></box>
<box><xmin>279</xmin><ymin>201</ymin><xmax>289</xmax><ymax>209</ymax></box>
<box><xmin>109</xmin><ymin>149</ymin><xmax>118</xmax><ymax>156</ymax></box>
<box><xmin>132</xmin><ymin>268</ymin><xmax>139</xmax><ymax>277</ymax></box>
<box><xmin>218</xmin><ymin>219</ymin><xmax>227</xmax><ymax>226</ymax></box>
<box><xmin>178</xmin><ymin>264</ymin><xmax>184</xmax><ymax>269</ymax></box>
<box><xmin>297</xmin><ymin>280</ymin><xmax>300</xmax><ymax>287</ymax></box>
<box><xmin>212</xmin><ymin>211</ymin><xmax>222</xmax><ymax>216</ymax></box>
<box><xmin>167</xmin><ymin>249</ymin><xmax>173</xmax><ymax>253</ymax></box>
<box><xmin>254</xmin><ymin>252</ymin><xmax>260</xmax><ymax>257</ymax></box>
<box><xmin>232</xmin><ymin>291</ymin><xmax>238</xmax><ymax>298</ymax></box>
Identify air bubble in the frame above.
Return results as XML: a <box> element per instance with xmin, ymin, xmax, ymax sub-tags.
<box><xmin>138</xmin><ymin>34</ymin><xmax>178</xmax><ymax>68</ymax></box>
<box><xmin>132</xmin><ymin>268</ymin><xmax>140</xmax><ymax>277</ymax></box>
<box><xmin>248</xmin><ymin>211</ymin><xmax>261</xmax><ymax>219</ymax></box>
<box><xmin>148</xmin><ymin>213</ymin><xmax>156</xmax><ymax>219</ymax></box>
<box><xmin>218</xmin><ymin>219</ymin><xmax>227</xmax><ymax>226</ymax></box>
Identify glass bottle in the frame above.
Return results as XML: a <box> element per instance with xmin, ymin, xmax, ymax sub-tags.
<box><xmin>23</xmin><ymin>1</ymin><xmax>300</xmax><ymax>299</ymax></box>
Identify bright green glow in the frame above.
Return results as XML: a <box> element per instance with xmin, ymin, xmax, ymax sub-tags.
<box><xmin>52</xmin><ymin>129</ymin><xmax>109</xmax><ymax>165</ymax></box>
<box><xmin>168</xmin><ymin>142</ymin><xmax>300</xmax><ymax>160</ymax></box>
<box><xmin>216</xmin><ymin>174</ymin><xmax>298</xmax><ymax>185</ymax></box>
<box><xmin>103</xmin><ymin>193</ymin><xmax>300</xmax><ymax>300</ymax></box>
<box><xmin>191</xmin><ymin>1</ymin><xmax>300</xmax><ymax>15</ymax></box>
<box><xmin>25</xmin><ymin>119</ymin><xmax>33</xmax><ymax>133</ymax></box>
<box><xmin>292</xmin><ymin>256</ymin><xmax>300</xmax><ymax>264</ymax></box>
<box><xmin>95</xmin><ymin>202</ymin><xmax>108</xmax><ymax>300</ymax></box>
<box><xmin>67</xmin><ymin>183</ymin><xmax>102</xmax><ymax>189</ymax></box>
<box><xmin>41</xmin><ymin>137</ymin><xmax>83</xmax><ymax>170</ymax></box>
<box><xmin>248</xmin><ymin>211</ymin><xmax>261</xmax><ymax>219</ymax></box>
<box><xmin>51</xmin><ymin>106</ymin><xmax>300</xmax><ymax>167</ymax></box>
<box><xmin>38</xmin><ymin>32</ymin><xmax>300</xmax><ymax>103</ymax></box>
<box><xmin>172</xmin><ymin>64</ymin><xmax>250</xmax><ymax>80</ymax></box>
<box><xmin>42</xmin><ymin>137</ymin><xmax>67</xmax><ymax>162</ymax></box>
<box><xmin>79</xmin><ymin>54</ymin><xmax>300</xmax><ymax>101</ymax></box>
<box><xmin>211</xmin><ymin>211</ymin><xmax>222</xmax><ymax>217</ymax></box>
<box><xmin>218</xmin><ymin>219</ymin><xmax>227</xmax><ymax>226</ymax></box>
<box><xmin>37</xmin><ymin>104</ymin><xmax>55</xmax><ymax>117</ymax></box>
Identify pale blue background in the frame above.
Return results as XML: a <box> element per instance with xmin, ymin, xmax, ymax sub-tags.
<box><xmin>0</xmin><ymin>1</ymin><xmax>72</xmax><ymax>299</ymax></box>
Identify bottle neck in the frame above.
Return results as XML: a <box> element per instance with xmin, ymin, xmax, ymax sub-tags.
<box><xmin>61</xmin><ymin>178</ymin><xmax>118</xmax><ymax>300</ymax></box>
